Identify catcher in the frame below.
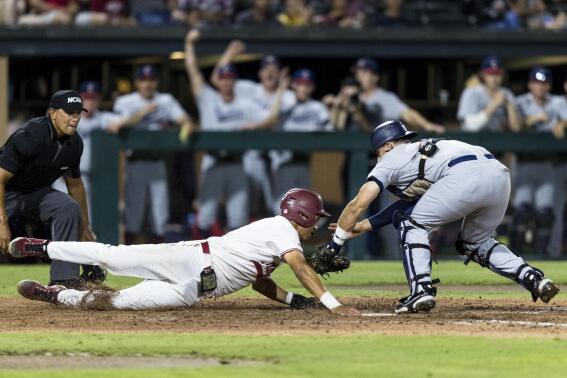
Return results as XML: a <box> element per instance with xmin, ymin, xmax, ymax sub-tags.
<box><xmin>8</xmin><ymin>188</ymin><xmax>359</xmax><ymax>316</ymax></box>
<box><xmin>319</xmin><ymin>120</ymin><xmax>559</xmax><ymax>313</ymax></box>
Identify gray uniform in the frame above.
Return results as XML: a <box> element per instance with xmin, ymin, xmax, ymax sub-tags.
<box><xmin>271</xmin><ymin>98</ymin><xmax>330</xmax><ymax>214</ymax></box>
<box><xmin>368</xmin><ymin>140</ymin><xmax>537</xmax><ymax>296</ymax></box>
<box><xmin>457</xmin><ymin>85</ymin><xmax>517</xmax><ymax>131</ymax></box>
<box><xmin>234</xmin><ymin>80</ymin><xmax>296</xmax><ymax>214</ymax></box>
<box><xmin>360</xmin><ymin>88</ymin><xmax>408</xmax><ymax>126</ymax></box>
<box><xmin>114</xmin><ymin>92</ymin><xmax>187</xmax><ymax>236</ymax></box>
<box><xmin>196</xmin><ymin>85</ymin><xmax>263</xmax><ymax>231</ymax></box>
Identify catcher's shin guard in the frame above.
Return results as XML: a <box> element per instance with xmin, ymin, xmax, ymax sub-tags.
<box><xmin>399</xmin><ymin>216</ymin><xmax>432</xmax><ymax>296</ymax></box>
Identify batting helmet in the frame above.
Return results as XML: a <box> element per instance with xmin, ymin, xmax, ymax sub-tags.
<box><xmin>370</xmin><ymin>120</ymin><xmax>417</xmax><ymax>151</ymax></box>
<box><xmin>280</xmin><ymin>188</ymin><xmax>331</xmax><ymax>228</ymax></box>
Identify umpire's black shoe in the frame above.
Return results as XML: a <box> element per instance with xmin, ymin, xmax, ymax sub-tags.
<box><xmin>17</xmin><ymin>280</ymin><xmax>66</xmax><ymax>304</ymax></box>
<box><xmin>81</xmin><ymin>265</ymin><xmax>107</xmax><ymax>285</ymax></box>
<box><xmin>48</xmin><ymin>278</ymin><xmax>86</xmax><ymax>290</ymax></box>
<box><xmin>8</xmin><ymin>237</ymin><xmax>49</xmax><ymax>258</ymax></box>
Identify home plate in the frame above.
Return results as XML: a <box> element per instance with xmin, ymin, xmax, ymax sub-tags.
<box><xmin>361</xmin><ymin>312</ymin><xmax>397</xmax><ymax>317</ymax></box>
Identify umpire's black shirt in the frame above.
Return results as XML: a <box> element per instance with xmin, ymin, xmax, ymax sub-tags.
<box><xmin>0</xmin><ymin>116</ymin><xmax>83</xmax><ymax>193</ymax></box>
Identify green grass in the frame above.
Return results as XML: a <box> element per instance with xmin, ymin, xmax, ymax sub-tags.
<box><xmin>0</xmin><ymin>332</ymin><xmax>567</xmax><ymax>378</ymax></box>
<box><xmin>1</xmin><ymin>262</ymin><xmax>567</xmax><ymax>377</ymax></box>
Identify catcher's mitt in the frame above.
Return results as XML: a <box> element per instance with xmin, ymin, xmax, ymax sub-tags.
<box><xmin>306</xmin><ymin>244</ymin><xmax>351</xmax><ymax>277</ymax></box>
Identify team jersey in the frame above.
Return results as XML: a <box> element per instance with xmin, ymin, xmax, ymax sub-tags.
<box><xmin>457</xmin><ymin>85</ymin><xmax>517</xmax><ymax>131</ymax></box>
<box><xmin>77</xmin><ymin>110</ymin><xmax>123</xmax><ymax>173</ymax></box>
<box><xmin>516</xmin><ymin>93</ymin><xmax>567</xmax><ymax>132</ymax></box>
<box><xmin>367</xmin><ymin>140</ymin><xmax>494</xmax><ymax>197</ymax></box>
<box><xmin>208</xmin><ymin>215</ymin><xmax>303</xmax><ymax>296</ymax></box>
<box><xmin>197</xmin><ymin>85</ymin><xmax>264</xmax><ymax>170</ymax></box>
<box><xmin>271</xmin><ymin>98</ymin><xmax>330</xmax><ymax>169</ymax></box>
<box><xmin>113</xmin><ymin>91</ymin><xmax>187</xmax><ymax>131</ymax></box>
<box><xmin>234</xmin><ymin>79</ymin><xmax>296</xmax><ymax>121</ymax></box>
<box><xmin>360</xmin><ymin>88</ymin><xmax>408</xmax><ymax>125</ymax></box>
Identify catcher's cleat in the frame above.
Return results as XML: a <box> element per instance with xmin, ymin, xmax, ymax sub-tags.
<box><xmin>395</xmin><ymin>291</ymin><xmax>436</xmax><ymax>314</ymax></box>
<box><xmin>8</xmin><ymin>237</ymin><xmax>49</xmax><ymax>258</ymax></box>
<box><xmin>17</xmin><ymin>280</ymin><xmax>66</xmax><ymax>304</ymax></box>
<box><xmin>535</xmin><ymin>279</ymin><xmax>560</xmax><ymax>303</ymax></box>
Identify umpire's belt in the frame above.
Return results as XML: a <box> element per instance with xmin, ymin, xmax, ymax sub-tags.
<box><xmin>448</xmin><ymin>154</ymin><xmax>495</xmax><ymax>167</ymax></box>
<box><xmin>200</xmin><ymin>241</ymin><xmax>213</xmax><ymax>268</ymax></box>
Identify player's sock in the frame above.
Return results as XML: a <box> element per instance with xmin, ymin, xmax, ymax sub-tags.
<box><xmin>56</xmin><ymin>289</ymin><xmax>88</xmax><ymax>307</ymax></box>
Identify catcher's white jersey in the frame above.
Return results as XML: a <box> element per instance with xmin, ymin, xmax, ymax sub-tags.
<box><xmin>209</xmin><ymin>215</ymin><xmax>303</xmax><ymax>296</ymax></box>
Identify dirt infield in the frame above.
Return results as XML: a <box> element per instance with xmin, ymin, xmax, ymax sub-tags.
<box><xmin>1</xmin><ymin>287</ymin><xmax>566</xmax><ymax>338</ymax></box>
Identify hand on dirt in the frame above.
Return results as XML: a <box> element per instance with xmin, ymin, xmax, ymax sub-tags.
<box><xmin>330</xmin><ymin>305</ymin><xmax>360</xmax><ymax>316</ymax></box>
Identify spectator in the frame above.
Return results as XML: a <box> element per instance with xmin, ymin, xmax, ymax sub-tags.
<box><xmin>113</xmin><ymin>64</ymin><xmax>195</xmax><ymax>244</ymax></box>
<box><xmin>277</xmin><ymin>0</ymin><xmax>312</xmax><ymax>27</ymax></box>
<box><xmin>0</xmin><ymin>0</ymin><xmax>22</xmax><ymax>25</ymax></box>
<box><xmin>212</xmin><ymin>41</ymin><xmax>296</xmax><ymax>216</ymax></box>
<box><xmin>184</xmin><ymin>30</ymin><xmax>282</xmax><ymax>237</ymax></box>
<box><xmin>525</xmin><ymin>0</ymin><xmax>567</xmax><ymax>30</ymax></box>
<box><xmin>512</xmin><ymin>66</ymin><xmax>567</xmax><ymax>255</ymax></box>
<box><xmin>234</xmin><ymin>0</ymin><xmax>275</xmax><ymax>27</ymax></box>
<box><xmin>374</xmin><ymin>0</ymin><xmax>408</xmax><ymax>28</ymax></box>
<box><xmin>75</xmin><ymin>0</ymin><xmax>132</xmax><ymax>26</ymax></box>
<box><xmin>269</xmin><ymin>68</ymin><xmax>331</xmax><ymax>214</ymax></box>
<box><xmin>312</xmin><ymin>0</ymin><xmax>366</xmax><ymax>28</ymax></box>
<box><xmin>173</xmin><ymin>0</ymin><xmax>234</xmax><ymax>26</ymax></box>
<box><xmin>18</xmin><ymin>0</ymin><xmax>79</xmax><ymax>25</ymax></box>
<box><xmin>130</xmin><ymin>0</ymin><xmax>176</xmax><ymax>25</ymax></box>
<box><xmin>457</xmin><ymin>56</ymin><xmax>521</xmax><ymax>132</ymax></box>
<box><xmin>353</xmin><ymin>57</ymin><xmax>445</xmax><ymax>133</ymax></box>
<box><xmin>324</xmin><ymin>76</ymin><xmax>371</xmax><ymax>131</ymax></box>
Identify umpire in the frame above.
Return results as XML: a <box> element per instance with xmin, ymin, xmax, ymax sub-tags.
<box><xmin>0</xmin><ymin>90</ymin><xmax>99</xmax><ymax>289</ymax></box>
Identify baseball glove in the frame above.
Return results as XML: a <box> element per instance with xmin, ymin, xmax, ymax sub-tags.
<box><xmin>290</xmin><ymin>294</ymin><xmax>320</xmax><ymax>309</ymax></box>
<box><xmin>307</xmin><ymin>244</ymin><xmax>351</xmax><ymax>277</ymax></box>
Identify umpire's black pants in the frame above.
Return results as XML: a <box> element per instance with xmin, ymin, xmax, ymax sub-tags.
<box><xmin>5</xmin><ymin>187</ymin><xmax>81</xmax><ymax>281</ymax></box>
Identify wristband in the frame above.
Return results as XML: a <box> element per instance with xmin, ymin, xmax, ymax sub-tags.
<box><xmin>333</xmin><ymin>226</ymin><xmax>351</xmax><ymax>245</ymax></box>
<box><xmin>285</xmin><ymin>292</ymin><xmax>294</xmax><ymax>305</ymax></box>
<box><xmin>319</xmin><ymin>291</ymin><xmax>341</xmax><ymax>310</ymax></box>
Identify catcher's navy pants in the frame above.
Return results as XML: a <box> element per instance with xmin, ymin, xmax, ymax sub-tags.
<box><xmin>5</xmin><ymin>187</ymin><xmax>81</xmax><ymax>281</ymax></box>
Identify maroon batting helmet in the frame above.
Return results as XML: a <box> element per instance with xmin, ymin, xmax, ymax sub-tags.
<box><xmin>280</xmin><ymin>188</ymin><xmax>331</xmax><ymax>228</ymax></box>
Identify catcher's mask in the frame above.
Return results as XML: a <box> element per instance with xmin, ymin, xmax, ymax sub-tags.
<box><xmin>280</xmin><ymin>188</ymin><xmax>331</xmax><ymax>228</ymax></box>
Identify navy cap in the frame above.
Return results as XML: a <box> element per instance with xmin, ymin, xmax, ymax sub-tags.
<box><xmin>352</xmin><ymin>57</ymin><xmax>379</xmax><ymax>74</ymax></box>
<box><xmin>292</xmin><ymin>69</ymin><xmax>315</xmax><ymax>84</ymax></box>
<box><xmin>260</xmin><ymin>55</ymin><xmax>280</xmax><ymax>68</ymax></box>
<box><xmin>136</xmin><ymin>64</ymin><xmax>159</xmax><ymax>80</ymax></box>
<box><xmin>481</xmin><ymin>56</ymin><xmax>504</xmax><ymax>74</ymax></box>
<box><xmin>218</xmin><ymin>64</ymin><xmax>238</xmax><ymax>78</ymax></box>
<box><xmin>529</xmin><ymin>66</ymin><xmax>552</xmax><ymax>83</ymax></box>
<box><xmin>48</xmin><ymin>90</ymin><xmax>87</xmax><ymax>113</ymax></box>
<box><xmin>79</xmin><ymin>81</ymin><xmax>101</xmax><ymax>99</ymax></box>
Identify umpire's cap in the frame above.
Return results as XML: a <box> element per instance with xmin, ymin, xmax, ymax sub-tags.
<box><xmin>280</xmin><ymin>188</ymin><xmax>331</xmax><ymax>228</ymax></box>
<box><xmin>370</xmin><ymin>120</ymin><xmax>417</xmax><ymax>151</ymax></box>
<box><xmin>49</xmin><ymin>90</ymin><xmax>87</xmax><ymax>113</ymax></box>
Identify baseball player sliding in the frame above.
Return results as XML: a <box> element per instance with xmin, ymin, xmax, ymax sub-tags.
<box><xmin>324</xmin><ymin>120</ymin><xmax>559</xmax><ymax>313</ymax></box>
<box><xmin>8</xmin><ymin>188</ymin><xmax>359</xmax><ymax>316</ymax></box>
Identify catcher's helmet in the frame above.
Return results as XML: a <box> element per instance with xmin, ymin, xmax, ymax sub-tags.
<box><xmin>280</xmin><ymin>188</ymin><xmax>331</xmax><ymax>228</ymax></box>
<box><xmin>370</xmin><ymin>120</ymin><xmax>417</xmax><ymax>151</ymax></box>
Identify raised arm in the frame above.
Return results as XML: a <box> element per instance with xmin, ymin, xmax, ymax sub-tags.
<box><xmin>210</xmin><ymin>40</ymin><xmax>246</xmax><ymax>89</ymax></box>
<box><xmin>402</xmin><ymin>108</ymin><xmax>445</xmax><ymax>134</ymax></box>
<box><xmin>184</xmin><ymin>29</ymin><xmax>205</xmax><ymax>98</ymax></box>
<box><xmin>246</xmin><ymin>68</ymin><xmax>290</xmax><ymax>130</ymax></box>
<box><xmin>284</xmin><ymin>250</ymin><xmax>359</xmax><ymax>315</ymax></box>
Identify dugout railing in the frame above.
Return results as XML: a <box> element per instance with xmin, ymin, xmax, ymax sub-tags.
<box><xmin>91</xmin><ymin>130</ymin><xmax>567</xmax><ymax>259</ymax></box>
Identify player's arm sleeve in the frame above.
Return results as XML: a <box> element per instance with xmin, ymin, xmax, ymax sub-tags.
<box><xmin>234</xmin><ymin>79</ymin><xmax>256</xmax><ymax>98</ymax></box>
<box><xmin>112</xmin><ymin>97</ymin><xmax>131</xmax><ymax>116</ymax></box>
<box><xmin>67</xmin><ymin>139</ymin><xmax>83</xmax><ymax>178</ymax></box>
<box><xmin>0</xmin><ymin>130</ymin><xmax>39</xmax><ymax>174</ymax></box>
<box><xmin>318</xmin><ymin>103</ymin><xmax>331</xmax><ymax>130</ymax></box>
<box><xmin>385</xmin><ymin>92</ymin><xmax>409</xmax><ymax>120</ymax></box>
<box><xmin>166</xmin><ymin>95</ymin><xmax>189</xmax><ymax>123</ymax></box>
<box><xmin>270</xmin><ymin>229</ymin><xmax>304</xmax><ymax>260</ymax></box>
<box><xmin>366</xmin><ymin>162</ymin><xmax>396</xmax><ymax>193</ymax></box>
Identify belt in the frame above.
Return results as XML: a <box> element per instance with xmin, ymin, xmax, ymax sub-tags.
<box><xmin>201</xmin><ymin>241</ymin><xmax>212</xmax><ymax>267</ymax></box>
<box><xmin>448</xmin><ymin>154</ymin><xmax>495</xmax><ymax>167</ymax></box>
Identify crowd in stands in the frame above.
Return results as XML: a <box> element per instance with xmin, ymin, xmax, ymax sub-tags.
<box><xmin>1</xmin><ymin>0</ymin><xmax>567</xmax><ymax>30</ymax></box>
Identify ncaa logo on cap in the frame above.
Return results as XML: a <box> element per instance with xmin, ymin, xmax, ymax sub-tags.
<box><xmin>67</xmin><ymin>97</ymin><xmax>82</xmax><ymax>103</ymax></box>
